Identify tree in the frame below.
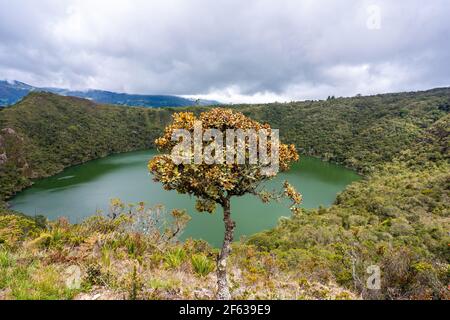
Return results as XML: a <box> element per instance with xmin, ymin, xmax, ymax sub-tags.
<box><xmin>148</xmin><ymin>108</ymin><xmax>299</xmax><ymax>299</ymax></box>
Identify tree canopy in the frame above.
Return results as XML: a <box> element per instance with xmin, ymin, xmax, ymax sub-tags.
<box><xmin>148</xmin><ymin>108</ymin><xmax>299</xmax><ymax>213</ymax></box>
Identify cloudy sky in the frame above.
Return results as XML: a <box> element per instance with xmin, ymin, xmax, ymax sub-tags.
<box><xmin>0</xmin><ymin>0</ymin><xmax>449</xmax><ymax>103</ymax></box>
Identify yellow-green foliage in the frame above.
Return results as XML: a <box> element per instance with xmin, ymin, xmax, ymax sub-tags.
<box><xmin>148</xmin><ymin>277</ymin><xmax>181</xmax><ymax>290</ymax></box>
<box><xmin>27</xmin><ymin>232</ymin><xmax>52</xmax><ymax>249</ymax></box>
<box><xmin>3</xmin><ymin>89</ymin><xmax>447</xmax><ymax>201</ymax></box>
<box><xmin>0</xmin><ymin>253</ymin><xmax>79</xmax><ymax>300</ymax></box>
<box><xmin>164</xmin><ymin>248</ymin><xmax>187</xmax><ymax>270</ymax></box>
<box><xmin>191</xmin><ymin>254</ymin><xmax>215</xmax><ymax>277</ymax></box>
<box><xmin>0</xmin><ymin>215</ymin><xmax>40</xmax><ymax>247</ymax></box>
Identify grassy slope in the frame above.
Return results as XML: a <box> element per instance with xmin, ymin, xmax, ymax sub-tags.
<box><xmin>0</xmin><ymin>89</ymin><xmax>449</xmax><ymax>299</ymax></box>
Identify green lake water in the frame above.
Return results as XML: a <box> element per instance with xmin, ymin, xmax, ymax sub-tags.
<box><xmin>10</xmin><ymin>150</ymin><xmax>360</xmax><ymax>247</ymax></box>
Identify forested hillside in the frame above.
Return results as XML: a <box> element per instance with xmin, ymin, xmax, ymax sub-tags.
<box><xmin>0</xmin><ymin>89</ymin><xmax>448</xmax><ymax>299</ymax></box>
<box><xmin>247</xmin><ymin>114</ymin><xmax>449</xmax><ymax>299</ymax></box>
<box><xmin>1</xmin><ymin>89</ymin><xmax>448</xmax><ymax>202</ymax></box>
<box><xmin>0</xmin><ymin>92</ymin><xmax>171</xmax><ymax>200</ymax></box>
<box><xmin>238</xmin><ymin>88</ymin><xmax>449</xmax><ymax>173</ymax></box>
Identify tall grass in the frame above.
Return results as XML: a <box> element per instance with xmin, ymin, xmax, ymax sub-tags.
<box><xmin>164</xmin><ymin>248</ymin><xmax>186</xmax><ymax>270</ymax></box>
<box><xmin>191</xmin><ymin>254</ymin><xmax>215</xmax><ymax>277</ymax></box>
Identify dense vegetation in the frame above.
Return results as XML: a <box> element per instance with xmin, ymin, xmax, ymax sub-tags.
<box><xmin>247</xmin><ymin>114</ymin><xmax>449</xmax><ymax>299</ymax></box>
<box><xmin>0</xmin><ymin>92</ymin><xmax>171</xmax><ymax>201</ymax></box>
<box><xmin>238</xmin><ymin>88</ymin><xmax>449</xmax><ymax>174</ymax></box>
<box><xmin>0</xmin><ymin>88</ymin><xmax>448</xmax><ymax>299</ymax></box>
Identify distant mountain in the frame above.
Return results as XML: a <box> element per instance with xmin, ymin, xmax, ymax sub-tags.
<box><xmin>0</xmin><ymin>80</ymin><xmax>35</xmax><ymax>106</ymax></box>
<box><xmin>0</xmin><ymin>80</ymin><xmax>220</xmax><ymax>107</ymax></box>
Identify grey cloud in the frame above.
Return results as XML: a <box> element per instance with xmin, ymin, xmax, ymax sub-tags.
<box><xmin>0</xmin><ymin>0</ymin><xmax>449</xmax><ymax>102</ymax></box>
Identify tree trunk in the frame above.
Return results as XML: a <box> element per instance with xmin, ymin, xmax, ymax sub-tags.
<box><xmin>217</xmin><ymin>197</ymin><xmax>235</xmax><ymax>300</ymax></box>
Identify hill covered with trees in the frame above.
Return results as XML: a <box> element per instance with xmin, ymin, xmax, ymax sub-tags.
<box><xmin>0</xmin><ymin>89</ymin><xmax>448</xmax><ymax>299</ymax></box>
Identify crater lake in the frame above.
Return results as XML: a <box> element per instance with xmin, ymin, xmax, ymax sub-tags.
<box><xmin>10</xmin><ymin>150</ymin><xmax>360</xmax><ymax>246</ymax></box>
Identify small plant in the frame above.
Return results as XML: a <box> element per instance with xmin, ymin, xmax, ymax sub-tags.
<box><xmin>0</xmin><ymin>247</ymin><xmax>13</xmax><ymax>268</ymax></box>
<box><xmin>191</xmin><ymin>254</ymin><xmax>215</xmax><ymax>277</ymax></box>
<box><xmin>148</xmin><ymin>277</ymin><xmax>180</xmax><ymax>290</ymax></box>
<box><xmin>128</xmin><ymin>263</ymin><xmax>143</xmax><ymax>300</ymax></box>
<box><xmin>101</xmin><ymin>245</ymin><xmax>112</xmax><ymax>268</ymax></box>
<box><xmin>85</xmin><ymin>263</ymin><xmax>104</xmax><ymax>286</ymax></box>
<box><xmin>125</xmin><ymin>233</ymin><xmax>146</xmax><ymax>259</ymax></box>
<box><xmin>164</xmin><ymin>248</ymin><xmax>186</xmax><ymax>270</ymax></box>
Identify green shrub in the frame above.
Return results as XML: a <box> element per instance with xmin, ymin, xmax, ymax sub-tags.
<box><xmin>0</xmin><ymin>248</ymin><xmax>13</xmax><ymax>268</ymax></box>
<box><xmin>191</xmin><ymin>254</ymin><xmax>215</xmax><ymax>277</ymax></box>
<box><xmin>0</xmin><ymin>260</ymin><xmax>78</xmax><ymax>300</ymax></box>
<box><xmin>0</xmin><ymin>215</ymin><xmax>39</xmax><ymax>247</ymax></box>
<box><xmin>164</xmin><ymin>248</ymin><xmax>186</xmax><ymax>270</ymax></box>
<box><xmin>27</xmin><ymin>232</ymin><xmax>52</xmax><ymax>249</ymax></box>
<box><xmin>148</xmin><ymin>277</ymin><xmax>180</xmax><ymax>290</ymax></box>
<box><xmin>85</xmin><ymin>263</ymin><xmax>105</xmax><ymax>286</ymax></box>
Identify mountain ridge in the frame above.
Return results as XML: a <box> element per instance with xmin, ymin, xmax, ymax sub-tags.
<box><xmin>0</xmin><ymin>80</ymin><xmax>220</xmax><ymax>107</ymax></box>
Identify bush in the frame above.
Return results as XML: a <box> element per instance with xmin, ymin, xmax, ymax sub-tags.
<box><xmin>27</xmin><ymin>232</ymin><xmax>52</xmax><ymax>249</ymax></box>
<box><xmin>0</xmin><ymin>215</ymin><xmax>40</xmax><ymax>247</ymax></box>
<box><xmin>0</xmin><ymin>248</ymin><xmax>13</xmax><ymax>268</ymax></box>
<box><xmin>164</xmin><ymin>248</ymin><xmax>186</xmax><ymax>270</ymax></box>
<box><xmin>191</xmin><ymin>254</ymin><xmax>215</xmax><ymax>277</ymax></box>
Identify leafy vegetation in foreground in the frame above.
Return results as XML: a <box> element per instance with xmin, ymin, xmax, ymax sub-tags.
<box><xmin>0</xmin><ymin>89</ymin><xmax>449</xmax><ymax>299</ymax></box>
<box><xmin>0</xmin><ymin>201</ymin><xmax>355</xmax><ymax>300</ymax></box>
